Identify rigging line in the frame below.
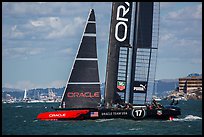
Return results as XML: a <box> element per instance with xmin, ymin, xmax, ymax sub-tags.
<box><xmin>144</xmin><ymin>3</ymin><xmax>155</xmax><ymax>102</ymax></box>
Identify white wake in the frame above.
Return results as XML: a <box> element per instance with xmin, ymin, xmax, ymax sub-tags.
<box><xmin>129</xmin><ymin>128</ymin><xmax>142</xmax><ymax>131</ymax></box>
<box><xmin>173</xmin><ymin>115</ymin><xmax>202</xmax><ymax>121</ymax></box>
<box><xmin>95</xmin><ymin>119</ymin><xmax>114</xmax><ymax>122</ymax></box>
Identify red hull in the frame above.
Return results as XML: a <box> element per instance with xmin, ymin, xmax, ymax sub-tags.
<box><xmin>37</xmin><ymin>110</ymin><xmax>90</xmax><ymax>121</ymax></box>
<box><xmin>37</xmin><ymin>106</ymin><xmax>181</xmax><ymax>121</ymax></box>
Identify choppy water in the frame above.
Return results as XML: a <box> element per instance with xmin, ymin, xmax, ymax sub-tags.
<box><xmin>2</xmin><ymin>100</ymin><xmax>202</xmax><ymax>135</ymax></box>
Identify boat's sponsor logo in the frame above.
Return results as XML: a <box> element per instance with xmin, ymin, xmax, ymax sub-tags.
<box><xmin>157</xmin><ymin>110</ymin><xmax>162</xmax><ymax>116</ymax></box>
<box><xmin>133</xmin><ymin>84</ymin><xmax>146</xmax><ymax>91</ymax></box>
<box><xmin>117</xmin><ymin>81</ymin><xmax>126</xmax><ymax>91</ymax></box>
<box><xmin>115</xmin><ymin>2</ymin><xmax>130</xmax><ymax>42</ymax></box>
<box><xmin>131</xmin><ymin>109</ymin><xmax>146</xmax><ymax>119</ymax></box>
<box><xmin>49</xmin><ymin>113</ymin><xmax>66</xmax><ymax>118</ymax></box>
<box><xmin>67</xmin><ymin>91</ymin><xmax>100</xmax><ymax>98</ymax></box>
<box><xmin>101</xmin><ymin>111</ymin><xmax>128</xmax><ymax>116</ymax></box>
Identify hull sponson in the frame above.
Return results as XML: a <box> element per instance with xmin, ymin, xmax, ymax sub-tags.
<box><xmin>37</xmin><ymin>110</ymin><xmax>90</xmax><ymax>120</ymax></box>
<box><xmin>37</xmin><ymin>106</ymin><xmax>181</xmax><ymax>121</ymax></box>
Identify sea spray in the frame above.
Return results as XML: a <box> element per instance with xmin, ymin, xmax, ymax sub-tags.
<box><xmin>173</xmin><ymin>115</ymin><xmax>202</xmax><ymax>121</ymax></box>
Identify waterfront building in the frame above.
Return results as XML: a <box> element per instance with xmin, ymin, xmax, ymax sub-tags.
<box><xmin>179</xmin><ymin>74</ymin><xmax>202</xmax><ymax>93</ymax></box>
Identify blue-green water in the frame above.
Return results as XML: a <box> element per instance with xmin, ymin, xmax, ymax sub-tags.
<box><xmin>2</xmin><ymin>100</ymin><xmax>202</xmax><ymax>135</ymax></box>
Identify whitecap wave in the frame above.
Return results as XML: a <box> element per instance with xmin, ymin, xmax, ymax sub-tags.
<box><xmin>173</xmin><ymin>115</ymin><xmax>202</xmax><ymax>121</ymax></box>
<box><xmin>129</xmin><ymin>128</ymin><xmax>142</xmax><ymax>131</ymax></box>
<box><xmin>95</xmin><ymin>119</ymin><xmax>114</xmax><ymax>122</ymax></box>
<box><xmin>15</xmin><ymin>105</ymin><xmax>23</xmax><ymax>108</ymax></box>
<box><xmin>33</xmin><ymin>120</ymin><xmax>38</xmax><ymax>122</ymax></box>
<box><xmin>15</xmin><ymin>115</ymin><xmax>23</xmax><ymax>118</ymax></box>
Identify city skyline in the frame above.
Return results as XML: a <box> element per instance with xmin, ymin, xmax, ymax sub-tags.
<box><xmin>2</xmin><ymin>2</ymin><xmax>202</xmax><ymax>90</ymax></box>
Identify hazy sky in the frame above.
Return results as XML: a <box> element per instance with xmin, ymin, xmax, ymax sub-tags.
<box><xmin>2</xmin><ymin>2</ymin><xmax>202</xmax><ymax>90</ymax></box>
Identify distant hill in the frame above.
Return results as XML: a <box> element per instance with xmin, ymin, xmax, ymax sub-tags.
<box><xmin>155</xmin><ymin>79</ymin><xmax>179</xmax><ymax>97</ymax></box>
<box><xmin>2</xmin><ymin>88</ymin><xmax>23</xmax><ymax>99</ymax></box>
<box><xmin>2</xmin><ymin>79</ymin><xmax>179</xmax><ymax>100</ymax></box>
<box><xmin>2</xmin><ymin>87</ymin><xmax>23</xmax><ymax>92</ymax></box>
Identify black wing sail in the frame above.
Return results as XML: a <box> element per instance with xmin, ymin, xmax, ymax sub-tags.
<box><xmin>129</xmin><ymin>2</ymin><xmax>160</xmax><ymax>105</ymax></box>
<box><xmin>60</xmin><ymin>9</ymin><xmax>101</xmax><ymax>109</ymax></box>
<box><xmin>104</xmin><ymin>2</ymin><xmax>133</xmax><ymax>107</ymax></box>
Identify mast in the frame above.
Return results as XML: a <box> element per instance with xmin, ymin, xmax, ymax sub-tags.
<box><xmin>104</xmin><ymin>2</ymin><xmax>133</xmax><ymax>107</ymax></box>
<box><xmin>60</xmin><ymin>9</ymin><xmax>101</xmax><ymax>109</ymax></box>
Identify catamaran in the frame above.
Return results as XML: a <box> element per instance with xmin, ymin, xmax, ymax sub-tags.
<box><xmin>37</xmin><ymin>2</ymin><xmax>181</xmax><ymax>121</ymax></box>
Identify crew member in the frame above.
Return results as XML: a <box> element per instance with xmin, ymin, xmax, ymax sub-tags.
<box><xmin>152</xmin><ymin>99</ymin><xmax>163</xmax><ymax>109</ymax></box>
